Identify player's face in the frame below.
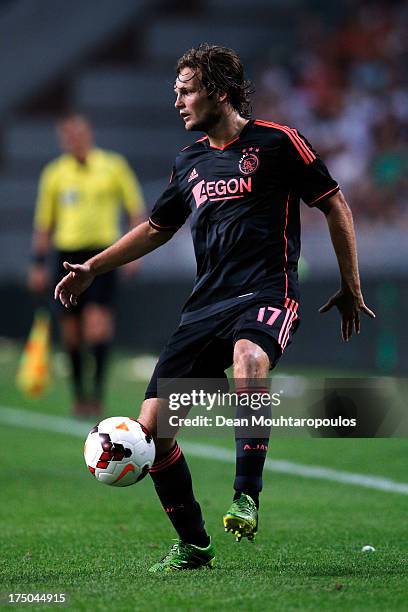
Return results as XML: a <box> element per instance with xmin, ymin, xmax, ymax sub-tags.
<box><xmin>57</xmin><ymin>117</ymin><xmax>93</xmax><ymax>159</ymax></box>
<box><xmin>174</xmin><ymin>68</ymin><xmax>222</xmax><ymax>132</ymax></box>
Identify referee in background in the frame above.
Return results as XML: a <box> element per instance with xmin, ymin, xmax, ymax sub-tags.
<box><xmin>28</xmin><ymin>113</ymin><xmax>145</xmax><ymax>417</ymax></box>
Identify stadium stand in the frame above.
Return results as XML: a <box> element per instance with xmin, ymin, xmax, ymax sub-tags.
<box><xmin>0</xmin><ymin>0</ymin><xmax>406</xmax><ymax>282</ymax></box>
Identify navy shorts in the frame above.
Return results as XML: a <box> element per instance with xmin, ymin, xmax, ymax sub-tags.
<box><xmin>54</xmin><ymin>249</ymin><xmax>117</xmax><ymax>314</ymax></box>
<box><xmin>145</xmin><ymin>298</ymin><xmax>300</xmax><ymax>399</ymax></box>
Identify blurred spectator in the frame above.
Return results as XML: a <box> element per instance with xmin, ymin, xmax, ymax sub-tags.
<box><xmin>254</xmin><ymin>0</ymin><xmax>407</xmax><ymax>227</ymax></box>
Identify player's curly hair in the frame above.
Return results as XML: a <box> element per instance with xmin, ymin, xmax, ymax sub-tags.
<box><xmin>176</xmin><ymin>44</ymin><xmax>254</xmax><ymax>118</ymax></box>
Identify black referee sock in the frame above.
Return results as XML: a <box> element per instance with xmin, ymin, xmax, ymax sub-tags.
<box><xmin>90</xmin><ymin>342</ymin><xmax>110</xmax><ymax>400</ymax></box>
<box><xmin>149</xmin><ymin>444</ymin><xmax>210</xmax><ymax>548</ymax></box>
<box><xmin>234</xmin><ymin>386</ymin><xmax>271</xmax><ymax>509</ymax></box>
<box><xmin>68</xmin><ymin>347</ymin><xmax>84</xmax><ymax>400</ymax></box>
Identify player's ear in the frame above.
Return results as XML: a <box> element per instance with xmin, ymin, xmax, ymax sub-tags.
<box><xmin>216</xmin><ymin>91</ymin><xmax>228</xmax><ymax>104</ymax></box>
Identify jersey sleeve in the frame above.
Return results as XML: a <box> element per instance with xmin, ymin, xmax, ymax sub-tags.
<box><xmin>114</xmin><ymin>155</ymin><xmax>146</xmax><ymax>217</ymax></box>
<box><xmin>284</xmin><ymin>129</ymin><xmax>340</xmax><ymax>213</ymax></box>
<box><xmin>33</xmin><ymin>164</ymin><xmax>57</xmax><ymax>231</ymax></box>
<box><xmin>149</xmin><ymin>167</ymin><xmax>191</xmax><ymax>232</ymax></box>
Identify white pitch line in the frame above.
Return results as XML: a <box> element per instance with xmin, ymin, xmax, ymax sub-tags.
<box><xmin>1</xmin><ymin>405</ymin><xmax>408</xmax><ymax>496</ymax></box>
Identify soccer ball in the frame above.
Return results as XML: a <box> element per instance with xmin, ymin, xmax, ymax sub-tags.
<box><xmin>84</xmin><ymin>417</ymin><xmax>155</xmax><ymax>487</ymax></box>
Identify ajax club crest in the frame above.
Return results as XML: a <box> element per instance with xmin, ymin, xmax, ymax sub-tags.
<box><xmin>239</xmin><ymin>148</ymin><xmax>260</xmax><ymax>175</ymax></box>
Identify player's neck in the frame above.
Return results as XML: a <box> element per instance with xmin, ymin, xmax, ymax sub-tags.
<box><xmin>207</xmin><ymin>114</ymin><xmax>249</xmax><ymax>149</ymax></box>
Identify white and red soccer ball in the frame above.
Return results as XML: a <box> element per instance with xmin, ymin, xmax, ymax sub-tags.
<box><xmin>84</xmin><ymin>417</ymin><xmax>155</xmax><ymax>487</ymax></box>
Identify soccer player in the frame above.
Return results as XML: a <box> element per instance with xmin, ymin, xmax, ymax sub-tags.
<box><xmin>29</xmin><ymin>113</ymin><xmax>145</xmax><ymax>417</ymax></box>
<box><xmin>54</xmin><ymin>45</ymin><xmax>375</xmax><ymax>571</ymax></box>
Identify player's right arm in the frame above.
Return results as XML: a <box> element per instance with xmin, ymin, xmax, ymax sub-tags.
<box><xmin>55</xmin><ymin>221</ymin><xmax>174</xmax><ymax>307</ymax></box>
<box><xmin>55</xmin><ymin>162</ymin><xmax>190</xmax><ymax>308</ymax></box>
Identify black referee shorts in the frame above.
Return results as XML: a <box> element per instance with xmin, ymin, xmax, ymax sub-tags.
<box><xmin>54</xmin><ymin>249</ymin><xmax>117</xmax><ymax>314</ymax></box>
<box><xmin>145</xmin><ymin>299</ymin><xmax>300</xmax><ymax>399</ymax></box>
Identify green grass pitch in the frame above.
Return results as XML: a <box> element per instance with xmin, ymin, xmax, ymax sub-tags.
<box><xmin>1</xmin><ymin>344</ymin><xmax>408</xmax><ymax>611</ymax></box>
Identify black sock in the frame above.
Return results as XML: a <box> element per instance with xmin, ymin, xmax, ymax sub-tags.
<box><xmin>234</xmin><ymin>385</ymin><xmax>271</xmax><ymax>509</ymax></box>
<box><xmin>90</xmin><ymin>342</ymin><xmax>109</xmax><ymax>400</ymax></box>
<box><xmin>150</xmin><ymin>443</ymin><xmax>210</xmax><ymax>547</ymax></box>
<box><xmin>68</xmin><ymin>347</ymin><xmax>84</xmax><ymax>400</ymax></box>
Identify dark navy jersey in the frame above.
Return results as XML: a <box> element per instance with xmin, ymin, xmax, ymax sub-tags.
<box><xmin>149</xmin><ymin>119</ymin><xmax>339</xmax><ymax>323</ymax></box>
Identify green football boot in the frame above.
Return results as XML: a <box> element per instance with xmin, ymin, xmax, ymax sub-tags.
<box><xmin>223</xmin><ymin>493</ymin><xmax>258</xmax><ymax>542</ymax></box>
<box><xmin>148</xmin><ymin>539</ymin><xmax>216</xmax><ymax>573</ymax></box>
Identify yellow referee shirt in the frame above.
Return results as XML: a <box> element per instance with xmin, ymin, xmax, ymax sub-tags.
<box><xmin>34</xmin><ymin>148</ymin><xmax>145</xmax><ymax>251</ymax></box>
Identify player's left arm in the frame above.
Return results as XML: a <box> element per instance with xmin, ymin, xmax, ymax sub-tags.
<box><xmin>319</xmin><ymin>190</ymin><xmax>375</xmax><ymax>341</ymax></box>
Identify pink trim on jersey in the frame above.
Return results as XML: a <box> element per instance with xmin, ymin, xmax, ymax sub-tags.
<box><xmin>283</xmin><ymin>193</ymin><xmax>290</xmax><ymax>298</ymax></box>
<box><xmin>182</xmin><ymin>133</ymin><xmax>238</xmax><ymax>152</ymax></box>
<box><xmin>149</xmin><ymin>444</ymin><xmax>181</xmax><ymax>473</ymax></box>
<box><xmin>292</xmin><ymin>127</ymin><xmax>316</xmax><ymax>163</ymax></box>
<box><xmin>278</xmin><ymin>308</ymin><xmax>292</xmax><ymax>347</ymax></box>
<box><xmin>278</xmin><ymin>299</ymin><xmax>299</xmax><ymax>349</ymax></box>
<box><xmin>282</xmin><ymin>309</ymin><xmax>299</xmax><ymax>350</ymax></box>
<box><xmin>285</xmin><ymin>298</ymin><xmax>299</xmax><ymax>312</ymax></box>
<box><xmin>281</xmin><ymin>302</ymin><xmax>299</xmax><ymax>350</ymax></box>
<box><xmin>180</xmin><ymin>135</ymin><xmax>208</xmax><ymax>152</ymax></box>
<box><xmin>281</xmin><ymin>314</ymin><xmax>295</xmax><ymax>350</ymax></box>
<box><xmin>209</xmin><ymin>135</ymin><xmax>240</xmax><ymax>151</ymax></box>
<box><xmin>255</xmin><ymin>120</ymin><xmax>315</xmax><ymax>163</ymax></box>
<box><xmin>308</xmin><ymin>185</ymin><xmax>339</xmax><ymax>206</ymax></box>
<box><xmin>149</xmin><ymin>217</ymin><xmax>178</xmax><ymax>231</ymax></box>
<box><xmin>254</xmin><ymin>120</ymin><xmax>316</xmax><ymax>165</ymax></box>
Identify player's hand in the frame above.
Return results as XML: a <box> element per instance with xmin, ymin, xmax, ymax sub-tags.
<box><xmin>319</xmin><ymin>288</ymin><xmax>375</xmax><ymax>342</ymax></box>
<box><xmin>54</xmin><ymin>261</ymin><xmax>95</xmax><ymax>308</ymax></box>
<box><xmin>28</xmin><ymin>264</ymin><xmax>49</xmax><ymax>294</ymax></box>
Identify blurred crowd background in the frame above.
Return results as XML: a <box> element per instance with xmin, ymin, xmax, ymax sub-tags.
<box><xmin>254</xmin><ymin>0</ymin><xmax>408</xmax><ymax>228</ymax></box>
<box><xmin>0</xmin><ymin>0</ymin><xmax>406</xmax><ymax>371</ymax></box>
